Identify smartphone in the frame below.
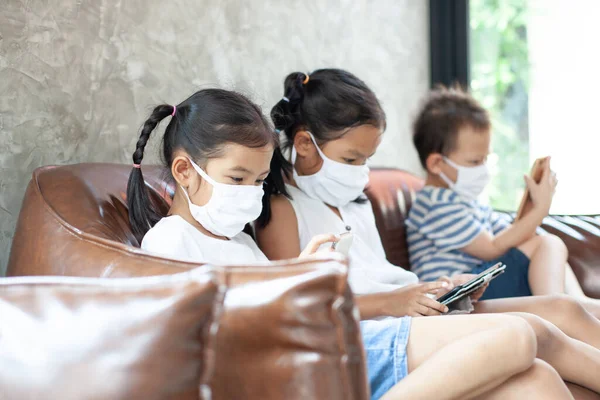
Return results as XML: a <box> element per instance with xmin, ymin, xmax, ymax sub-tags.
<box><xmin>515</xmin><ymin>156</ymin><xmax>549</xmax><ymax>221</ymax></box>
<box><xmin>331</xmin><ymin>232</ymin><xmax>354</xmax><ymax>257</ymax></box>
<box><xmin>436</xmin><ymin>263</ymin><xmax>506</xmax><ymax>306</ymax></box>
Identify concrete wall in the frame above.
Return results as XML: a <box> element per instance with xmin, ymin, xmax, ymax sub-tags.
<box><xmin>0</xmin><ymin>0</ymin><xmax>429</xmax><ymax>274</ymax></box>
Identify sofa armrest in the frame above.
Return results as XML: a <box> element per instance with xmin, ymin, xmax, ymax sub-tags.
<box><xmin>496</xmin><ymin>212</ymin><xmax>600</xmax><ymax>299</ymax></box>
<box><xmin>540</xmin><ymin>215</ymin><xmax>600</xmax><ymax>299</ymax></box>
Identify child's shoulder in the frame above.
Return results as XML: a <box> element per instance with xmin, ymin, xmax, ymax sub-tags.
<box><xmin>409</xmin><ymin>186</ymin><xmax>472</xmax><ymax>227</ymax></box>
<box><xmin>141</xmin><ymin>215</ymin><xmax>195</xmax><ymax>251</ymax></box>
<box><xmin>415</xmin><ymin>186</ymin><xmax>461</xmax><ymax>207</ymax></box>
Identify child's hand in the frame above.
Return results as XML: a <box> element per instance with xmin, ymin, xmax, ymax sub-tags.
<box><xmin>384</xmin><ymin>282</ymin><xmax>450</xmax><ymax>317</ymax></box>
<box><xmin>452</xmin><ymin>274</ymin><xmax>488</xmax><ymax>302</ymax></box>
<box><xmin>524</xmin><ymin>158</ymin><xmax>557</xmax><ymax>215</ymax></box>
<box><xmin>436</xmin><ymin>276</ymin><xmax>456</xmax><ymax>296</ymax></box>
<box><xmin>298</xmin><ymin>234</ymin><xmax>339</xmax><ymax>258</ymax></box>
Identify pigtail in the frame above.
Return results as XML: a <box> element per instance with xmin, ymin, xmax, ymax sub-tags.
<box><xmin>127</xmin><ymin>104</ymin><xmax>175</xmax><ymax>239</ymax></box>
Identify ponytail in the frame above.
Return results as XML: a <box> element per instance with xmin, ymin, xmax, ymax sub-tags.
<box><xmin>127</xmin><ymin>104</ymin><xmax>175</xmax><ymax>239</ymax></box>
<box><xmin>271</xmin><ymin>72</ymin><xmax>309</xmax><ymax>147</ymax></box>
<box><xmin>256</xmin><ymin>146</ymin><xmax>291</xmax><ymax>228</ymax></box>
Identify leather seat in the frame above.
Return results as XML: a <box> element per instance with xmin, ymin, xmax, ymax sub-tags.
<box><xmin>6</xmin><ymin>163</ymin><xmax>369</xmax><ymax>400</ymax></box>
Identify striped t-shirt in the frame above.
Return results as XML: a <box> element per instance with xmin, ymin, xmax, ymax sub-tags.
<box><xmin>406</xmin><ymin>186</ymin><xmax>511</xmax><ymax>281</ymax></box>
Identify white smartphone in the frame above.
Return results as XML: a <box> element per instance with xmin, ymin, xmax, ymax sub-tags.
<box><xmin>331</xmin><ymin>232</ymin><xmax>354</xmax><ymax>257</ymax></box>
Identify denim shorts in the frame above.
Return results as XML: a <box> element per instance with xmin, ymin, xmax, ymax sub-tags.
<box><xmin>361</xmin><ymin>317</ymin><xmax>412</xmax><ymax>400</ymax></box>
<box><xmin>474</xmin><ymin>247</ymin><xmax>532</xmax><ymax>300</ymax></box>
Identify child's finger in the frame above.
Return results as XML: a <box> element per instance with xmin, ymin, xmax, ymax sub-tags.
<box><xmin>420</xmin><ymin>281</ymin><xmax>450</xmax><ymax>294</ymax></box>
<box><xmin>523</xmin><ymin>174</ymin><xmax>535</xmax><ymax>190</ymax></box>
<box><xmin>418</xmin><ymin>295</ymin><xmax>448</xmax><ymax>314</ymax></box>
<box><xmin>437</xmin><ymin>276</ymin><xmax>455</xmax><ymax>290</ymax></box>
<box><xmin>302</xmin><ymin>234</ymin><xmax>339</xmax><ymax>255</ymax></box>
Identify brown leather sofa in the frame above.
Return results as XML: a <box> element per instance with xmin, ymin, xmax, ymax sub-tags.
<box><xmin>5</xmin><ymin>163</ymin><xmax>600</xmax><ymax>399</ymax></box>
<box><xmin>6</xmin><ymin>163</ymin><xmax>368</xmax><ymax>400</ymax></box>
<box><xmin>10</xmin><ymin>163</ymin><xmax>600</xmax><ymax>296</ymax></box>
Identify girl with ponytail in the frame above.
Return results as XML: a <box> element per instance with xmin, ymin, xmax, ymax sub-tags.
<box><xmin>257</xmin><ymin>69</ymin><xmax>600</xmax><ymax>399</ymax></box>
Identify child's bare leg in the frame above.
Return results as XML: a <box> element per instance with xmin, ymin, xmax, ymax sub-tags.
<box><xmin>473</xmin><ymin>360</ymin><xmax>573</xmax><ymax>400</ymax></box>
<box><xmin>564</xmin><ymin>263</ymin><xmax>600</xmax><ymax>319</ymax></box>
<box><xmin>566</xmin><ymin>383</ymin><xmax>600</xmax><ymax>400</ymax></box>
<box><xmin>380</xmin><ymin>314</ymin><xmax>536</xmax><ymax>400</ymax></box>
<box><xmin>474</xmin><ymin>295</ymin><xmax>600</xmax><ymax>349</ymax></box>
<box><xmin>565</xmin><ymin>263</ymin><xmax>587</xmax><ymax>297</ymax></box>
<box><xmin>509</xmin><ymin>312</ymin><xmax>600</xmax><ymax>393</ymax></box>
<box><xmin>519</xmin><ymin>235</ymin><xmax>566</xmax><ymax>294</ymax></box>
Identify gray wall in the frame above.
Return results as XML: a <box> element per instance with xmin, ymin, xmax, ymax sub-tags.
<box><xmin>0</xmin><ymin>0</ymin><xmax>429</xmax><ymax>274</ymax></box>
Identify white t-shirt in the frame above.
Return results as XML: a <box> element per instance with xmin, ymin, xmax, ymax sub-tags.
<box><xmin>285</xmin><ymin>185</ymin><xmax>419</xmax><ymax>295</ymax></box>
<box><xmin>141</xmin><ymin>215</ymin><xmax>268</xmax><ymax>264</ymax></box>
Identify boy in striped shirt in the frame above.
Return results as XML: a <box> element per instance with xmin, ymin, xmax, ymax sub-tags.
<box><xmin>405</xmin><ymin>86</ymin><xmax>567</xmax><ymax>301</ymax></box>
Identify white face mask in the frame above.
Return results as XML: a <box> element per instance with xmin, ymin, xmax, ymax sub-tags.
<box><xmin>292</xmin><ymin>132</ymin><xmax>370</xmax><ymax>207</ymax></box>
<box><xmin>180</xmin><ymin>158</ymin><xmax>264</xmax><ymax>238</ymax></box>
<box><xmin>439</xmin><ymin>157</ymin><xmax>490</xmax><ymax>201</ymax></box>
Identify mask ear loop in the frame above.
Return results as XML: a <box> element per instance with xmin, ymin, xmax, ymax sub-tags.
<box><xmin>439</xmin><ymin>157</ymin><xmax>456</xmax><ymax>188</ymax></box>
<box><xmin>179</xmin><ymin>158</ymin><xmax>216</xmax><ymax>209</ymax></box>
<box><xmin>305</xmin><ymin>132</ymin><xmax>328</xmax><ymax>160</ymax></box>
<box><xmin>291</xmin><ymin>131</ymin><xmax>325</xmax><ymax>166</ymax></box>
<box><xmin>187</xmin><ymin>157</ymin><xmax>218</xmax><ymax>187</ymax></box>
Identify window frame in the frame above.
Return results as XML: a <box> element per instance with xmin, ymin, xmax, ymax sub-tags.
<box><xmin>429</xmin><ymin>0</ymin><xmax>470</xmax><ymax>88</ymax></box>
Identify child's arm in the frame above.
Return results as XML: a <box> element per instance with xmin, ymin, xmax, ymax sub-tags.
<box><xmin>255</xmin><ymin>195</ymin><xmax>337</xmax><ymax>259</ymax></box>
<box><xmin>256</xmin><ymin>196</ymin><xmax>449</xmax><ymax>318</ymax></box>
<box><xmin>255</xmin><ymin>195</ymin><xmax>303</xmax><ymax>260</ymax></box>
<box><xmin>355</xmin><ymin>282</ymin><xmax>449</xmax><ymax>319</ymax></box>
<box><xmin>461</xmin><ymin>163</ymin><xmax>557</xmax><ymax>261</ymax></box>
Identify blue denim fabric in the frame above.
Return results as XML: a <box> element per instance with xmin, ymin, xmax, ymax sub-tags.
<box><xmin>361</xmin><ymin>317</ymin><xmax>412</xmax><ymax>400</ymax></box>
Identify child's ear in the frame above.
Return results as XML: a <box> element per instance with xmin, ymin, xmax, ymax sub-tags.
<box><xmin>426</xmin><ymin>153</ymin><xmax>445</xmax><ymax>175</ymax></box>
<box><xmin>294</xmin><ymin>130</ymin><xmax>317</xmax><ymax>158</ymax></box>
<box><xmin>171</xmin><ymin>155</ymin><xmax>195</xmax><ymax>188</ymax></box>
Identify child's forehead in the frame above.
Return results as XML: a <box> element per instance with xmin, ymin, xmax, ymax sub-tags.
<box><xmin>453</xmin><ymin>125</ymin><xmax>491</xmax><ymax>154</ymax></box>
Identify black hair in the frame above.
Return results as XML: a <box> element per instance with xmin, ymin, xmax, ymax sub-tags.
<box><xmin>267</xmin><ymin>68</ymin><xmax>386</xmax><ymax>205</ymax></box>
<box><xmin>127</xmin><ymin>88</ymin><xmax>288</xmax><ymax>239</ymax></box>
<box><xmin>413</xmin><ymin>85</ymin><xmax>490</xmax><ymax>169</ymax></box>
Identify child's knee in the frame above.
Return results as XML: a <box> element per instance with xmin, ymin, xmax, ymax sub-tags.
<box><xmin>519</xmin><ymin>234</ymin><xmax>567</xmax><ymax>259</ymax></box>
<box><xmin>546</xmin><ymin>294</ymin><xmax>585</xmax><ymax>322</ymax></box>
<box><xmin>542</xmin><ymin>234</ymin><xmax>568</xmax><ymax>256</ymax></box>
<box><xmin>502</xmin><ymin>316</ymin><xmax>538</xmax><ymax>368</ymax></box>
<box><xmin>518</xmin><ymin>235</ymin><xmax>544</xmax><ymax>258</ymax></box>
<box><xmin>525</xmin><ymin>359</ymin><xmax>563</xmax><ymax>386</ymax></box>
<box><xmin>514</xmin><ymin>312</ymin><xmax>562</xmax><ymax>355</ymax></box>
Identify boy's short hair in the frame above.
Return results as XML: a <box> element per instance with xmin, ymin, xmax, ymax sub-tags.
<box><xmin>412</xmin><ymin>85</ymin><xmax>490</xmax><ymax>169</ymax></box>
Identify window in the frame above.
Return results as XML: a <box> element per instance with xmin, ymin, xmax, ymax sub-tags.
<box><xmin>470</xmin><ymin>0</ymin><xmax>529</xmax><ymax>211</ymax></box>
<box><xmin>432</xmin><ymin>0</ymin><xmax>600</xmax><ymax>214</ymax></box>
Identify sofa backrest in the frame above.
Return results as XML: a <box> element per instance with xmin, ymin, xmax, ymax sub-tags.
<box><xmin>6</xmin><ymin>164</ymin><xmax>189</xmax><ymax>277</ymax></box>
<box><xmin>8</xmin><ymin>163</ymin><xmax>600</xmax><ymax>298</ymax></box>
<box><xmin>7</xmin><ymin>163</ymin><xmax>422</xmax><ymax>276</ymax></box>
<box><xmin>365</xmin><ymin>168</ymin><xmax>425</xmax><ymax>269</ymax></box>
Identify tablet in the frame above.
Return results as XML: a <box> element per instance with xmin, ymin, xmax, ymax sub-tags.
<box><xmin>515</xmin><ymin>156</ymin><xmax>549</xmax><ymax>221</ymax></box>
<box><xmin>436</xmin><ymin>263</ymin><xmax>506</xmax><ymax>306</ymax></box>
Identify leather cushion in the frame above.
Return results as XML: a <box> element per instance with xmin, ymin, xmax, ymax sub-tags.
<box><xmin>0</xmin><ymin>268</ymin><xmax>223</xmax><ymax>400</ymax></box>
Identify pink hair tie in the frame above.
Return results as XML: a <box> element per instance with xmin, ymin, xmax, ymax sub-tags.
<box><xmin>171</xmin><ymin>105</ymin><xmax>177</xmax><ymax>117</ymax></box>
<box><xmin>133</xmin><ymin>164</ymin><xmax>141</xmax><ymax>169</ymax></box>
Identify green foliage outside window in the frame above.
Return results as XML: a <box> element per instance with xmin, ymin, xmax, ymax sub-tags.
<box><xmin>470</xmin><ymin>0</ymin><xmax>530</xmax><ymax>210</ymax></box>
